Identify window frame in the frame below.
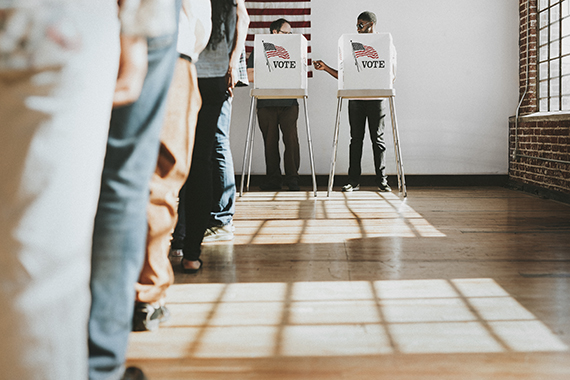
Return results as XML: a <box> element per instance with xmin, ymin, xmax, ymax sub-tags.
<box><xmin>537</xmin><ymin>0</ymin><xmax>570</xmax><ymax>112</ymax></box>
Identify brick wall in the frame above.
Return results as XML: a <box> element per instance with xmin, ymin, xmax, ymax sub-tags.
<box><xmin>518</xmin><ymin>0</ymin><xmax>538</xmax><ymax>116</ymax></box>
<box><xmin>509</xmin><ymin>0</ymin><xmax>570</xmax><ymax>197</ymax></box>
<box><xmin>509</xmin><ymin>116</ymin><xmax>570</xmax><ymax>194</ymax></box>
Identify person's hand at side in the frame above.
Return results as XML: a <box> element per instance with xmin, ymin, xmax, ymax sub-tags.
<box><xmin>226</xmin><ymin>64</ymin><xmax>238</xmax><ymax>97</ymax></box>
<box><xmin>113</xmin><ymin>35</ymin><xmax>148</xmax><ymax>107</ymax></box>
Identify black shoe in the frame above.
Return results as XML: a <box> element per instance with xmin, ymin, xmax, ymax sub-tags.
<box><xmin>260</xmin><ymin>182</ymin><xmax>282</xmax><ymax>191</ymax></box>
<box><xmin>180</xmin><ymin>258</ymin><xmax>203</xmax><ymax>274</ymax></box>
<box><xmin>377</xmin><ymin>183</ymin><xmax>392</xmax><ymax>192</ymax></box>
<box><xmin>342</xmin><ymin>183</ymin><xmax>360</xmax><ymax>192</ymax></box>
<box><xmin>122</xmin><ymin>367</ymin><xmax>148</xmax><ymax>380</ymax></box>
<box><xmin>287</xmin><ymin>182</ymin><xmax>300</xmax><ymax>191</ymax></box>
<box><xmin>132</xmin><ymin>303</ymin><xmax>171</xmax><ymax>332</ymax></box>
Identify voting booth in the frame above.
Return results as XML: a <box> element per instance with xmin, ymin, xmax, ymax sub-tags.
<box><xmin>253</xmin><ymin>34</ymin><xmax>308</xmax><ymax>89</ymax></box>
<box><xmin>240</xmin><ymin>34</ymin><xmax>317</xmax><ymax>196</ymax></box>
<box><xmin>328</xmin><ymin>33</ymin><xmax>407</xmax><ymax>196</ymax></box>
<box><xmin>338</xmin><ymin>33</ymin><xmax>396</xmax><ymax>90</ymax></box>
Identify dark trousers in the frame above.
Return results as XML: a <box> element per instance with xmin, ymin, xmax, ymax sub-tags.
<box><xmin>257</xmin><ymin>105</ymin><xmax>300</xmax><ymax>186</ymax></box>
<box><xmin>347</xmin><ymin>99</ymin><xmax>387</xmax><ymax>186</ymax></box>
<box><xmin>181</xmin><ymin>77</ymin><xmax>227</xmax><ymax>261</ymax></box>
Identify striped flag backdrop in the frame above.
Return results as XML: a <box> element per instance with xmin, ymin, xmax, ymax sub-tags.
<box><xmin>245</xmin><ymin>0</ymin><xmax>312</xmax><ymax>76</ymax></box>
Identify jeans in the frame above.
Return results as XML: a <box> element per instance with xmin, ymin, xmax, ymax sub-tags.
<box><xmin>0</xmin><ymin>3</ymin><xmax>119</xmax><ymax>379</ymax></box>
<box><xmin>347</xmin><ymin>100</ymin><xmax>388</xmax><ymax>187</ymax></box>
<box><xmin>210</xmin><ymin>97</ymin><xmax>236</xmax><ymax>227</ymax></box>
<box><xmin>88</xmin><ymin>15</ymin><xmax>180</xmax><ymax>380</ymax></box>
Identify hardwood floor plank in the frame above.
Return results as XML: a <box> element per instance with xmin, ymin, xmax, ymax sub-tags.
<box><xmin>126</xmin><ymin>187</ymin><xmax>570</xmax><ymax>379</ymax></box>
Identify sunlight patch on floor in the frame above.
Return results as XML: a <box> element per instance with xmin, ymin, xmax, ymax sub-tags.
<box><xmin>230</xmin><ymin>191</ymin><xmax>445</xmax><ymax>244</ymax></box>
<box><xmin>127</xmin><ymin>278</ymin><xmax>568</xmax><ymax>359</ymax></box>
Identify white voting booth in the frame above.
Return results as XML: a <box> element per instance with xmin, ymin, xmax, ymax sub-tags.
<box><xmin>240</xmin><ymin>34</ymin><xmax>317</xmax><ymax>196</ymax></box>
<box><xmin>328</xmin><ymin>33</ymin><xmax>406</xmax><ymax>196</ymax></box>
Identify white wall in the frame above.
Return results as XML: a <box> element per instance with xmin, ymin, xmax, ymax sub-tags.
<box><xmin>230</xmin><ymin>0</ymin><xmax>520</xmax><ymax>176</ymax></box>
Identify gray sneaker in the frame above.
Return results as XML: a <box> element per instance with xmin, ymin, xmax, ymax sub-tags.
<box><xmin>132</xmin><ymin>303</ymin><xmax>171</xmax><ymax>332</ymax></box>
<box><xmin>342</xmin><ymin>183</ymin><xmax>360</xmax><ymax>192</ymax></box>
<box><xmin>203</xmin><ymin>223</ymin><xmax>234</xmax><ymax>242</ymax></box>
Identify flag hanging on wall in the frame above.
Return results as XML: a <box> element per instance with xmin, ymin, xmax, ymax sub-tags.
<box><xmin>245</xmin><ymin>0</ymin><xmax>312</xmax><ymax>76</ymax></box>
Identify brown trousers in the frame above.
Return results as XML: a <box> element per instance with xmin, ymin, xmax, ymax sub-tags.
<box><xmin>257</xmin><ymin>105</ymin><xmax>300</xmax><ymax>186</ymax></box>
<box><xmin>135</xmin><ymin>58</ymin><xmax>200</xmax><ymax>304</ymax></box>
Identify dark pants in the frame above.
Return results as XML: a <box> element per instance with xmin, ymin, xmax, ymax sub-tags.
<box><xmin>257</xmin><ymin>105</ymin><xmax>300</xmax><ymax>186</ymax></box>
<box><xmin>347</xmin><ymin>99</ymin><xmax>387</xmax><ymax>186</ymax></box>
<box><xmin>181</xmin><ymin>77</ymin><xmax>227</xmax><ymax>261</ymax></box>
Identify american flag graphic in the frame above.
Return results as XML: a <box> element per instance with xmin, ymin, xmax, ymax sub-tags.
<box><xmin>246</xmin><ymin>0</ymin><xmax>311</xmax><ymax>76</ymax></box>
<box><xmin>352</xmin><ymin>42</ymin><xmax>379</xmax><ymax>59</ymax></box>
<box><xmin>263</xmin><ymin>42</ymin><xmax>291</xmax><ymax>59</ymax></box>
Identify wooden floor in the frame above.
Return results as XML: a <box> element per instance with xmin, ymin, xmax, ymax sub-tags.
<box><xmin>126</xmin><ymin>187</ymin><xmax>570</xmax><ymax>379</ymax></box>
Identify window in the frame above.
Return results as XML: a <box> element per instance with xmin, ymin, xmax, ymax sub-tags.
<box><xmin>538</xmin><ymin>0</ymin><xmax>570</xmax><ymax>111</ymax></box>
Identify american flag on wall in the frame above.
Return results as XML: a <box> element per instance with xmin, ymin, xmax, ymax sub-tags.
<box><xmin>245</xmin><ymin>0</ymin><xmax>312</xmax><ymax>76</ymax></box>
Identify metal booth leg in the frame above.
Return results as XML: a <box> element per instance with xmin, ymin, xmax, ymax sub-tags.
<box><xmin>327</xmin><ymin>96</ymin><xmax>343</xmax><ymax>197</ymax></box>
<box><xmin>240</xmin><ymin>96</ymin><xmax>256</xmax><ymax>196</ymax></box>
<box><xmin>303</xmin><ymin>97</ymin><xmax>317</xmax><ymax>197</ymax></box>
<box><xmin>246</xmin><ymin>104</ymin><xmax>257</xmax><ymax>192</ymax></box>
<box><xmin>388</xmin><ymin>96</ymin><xmax>407</xmax><ymax>197</ymax></box>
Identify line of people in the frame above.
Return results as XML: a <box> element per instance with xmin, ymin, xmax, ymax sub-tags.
<box><xmin>1</xmin><ymin>0</ymin><xmax>248</xmax><ymax>379</ymax></box>
<box><xmin>1</xmin><ymin>3</ymin><xmax>391</xmax><ymax>379</ymax></box>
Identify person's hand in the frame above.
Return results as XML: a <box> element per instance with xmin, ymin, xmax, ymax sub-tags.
<box><xmin>113</xmin><ymin>35</ymin><xmax>148</xmax><ymax>107</ymax></box>
<box><xmin>226</xmin><ymin>64</ymin><xmax>238</xmax><ymax>97</ymax></box>
<box><xmin>313</xmin><ymin>60</ymin><xmax>326</xmax><ymax>70</ymax></box>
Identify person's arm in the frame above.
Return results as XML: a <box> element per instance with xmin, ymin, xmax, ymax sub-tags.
<box><xmin>313</xmin><ymin>60</ymin><xmax>338</xmax><ymax>79</ymax></box>
<box><xmin>113</xmin><ymin>0</ymin><xmax>153</xmax><ymax>107</ymax></box>
<box><xmin>227</xmin><ymin>0</ymin><xmax>250</xmax><ymax>96</ymax></box>
<box><xmin>113</xmin><ymin>0</ymin><xmax>180</xmax><ymax>107</ymax></box>
<box><xmin>112</xmin><ymin>35</ymin><xmax>148</xmax><ymax>107</ymax></box>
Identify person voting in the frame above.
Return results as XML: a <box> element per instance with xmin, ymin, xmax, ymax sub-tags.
<box><xmin>247</xmin><ymin>19</ymin><xmax>307</xmax><ymax>191</ymax></box>
<box><xmin>314</xmin><ymin>11</ymin><xmax>396</xmax><ymax>192</ymax></box>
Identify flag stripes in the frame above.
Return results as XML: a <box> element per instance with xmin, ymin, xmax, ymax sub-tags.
<box><xmin>248</xmin><ymin>8</ymin><xmax>310</xmax><ymax>16</ymax></box>
<box><xmin>245</xmin><ymin>0</ymin><xmax>312</xmax><ymax>76</ymax></box>
<box><xmin>246</xmin><ymin>0</ymin><xmax>309</xmax><ymax>3</ymax></box>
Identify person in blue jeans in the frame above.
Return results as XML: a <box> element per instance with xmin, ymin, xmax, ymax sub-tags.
<box><xmin>178</xmin><ymin>0</ymin><xmax>249</xmax><ymax>273</ymax></box>
<box><xmin>170</xmin><ymin>96</ymin><xmax>237</xmax><ymax>249</ymax></box>
<box><xmin>206</xmin><ymin>96</ymin><xmax>237</xmax><ymax>241</ymax></box>
<box><xmin>171</xmin><ymin>0</ymin><xmax>249</xmax><ymax>257</ymax></box>
<box><xmin>88</xmin><ymin>1</ymin><xmax>181</xmax><ymax>379</ymax></box>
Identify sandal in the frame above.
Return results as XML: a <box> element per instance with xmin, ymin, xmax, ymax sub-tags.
<box><xmin>181</xmin><ymin>258</ymin><xmax>203</xmax><ymax>274</ymax></box>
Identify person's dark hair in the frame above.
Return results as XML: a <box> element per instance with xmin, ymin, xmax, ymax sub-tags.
<box><xmin>357</xmin><ymin>11</ymin><xmax>377</xmax><ymax>24</ymax></box>
<box><xmin>209</xmin><ymin>0</ymin><xmax>237</xmax><ymax>50</ymax></box>
<box><xmin>269</xmin><ymin>18</ymin><xmax>291</xmax><ymax>33</ymax></box>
